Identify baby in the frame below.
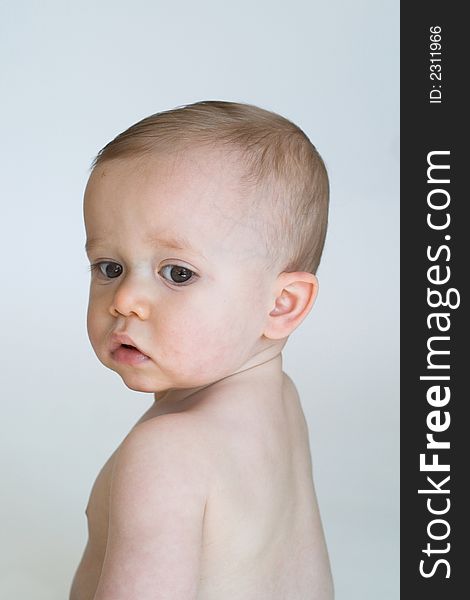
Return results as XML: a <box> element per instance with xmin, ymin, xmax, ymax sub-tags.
<box><xmin>69</xmin><ymin>100</ymin><xmax>333</xmax><ymax>600</ymax></box>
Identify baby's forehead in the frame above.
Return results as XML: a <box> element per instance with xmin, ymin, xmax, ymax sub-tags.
<box><xmin>86</xmin><ymin>149</ymin><xmax>271</xmax><ymax>265</ymax></box>
<box><xmin>91</xmin><ymin>145</ymin><xmax>252</xmax><ymax>205</ymax></box>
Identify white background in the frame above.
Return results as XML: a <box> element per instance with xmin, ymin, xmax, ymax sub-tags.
<box><xmin>0</xmin><ymin>1</ymin><xmax>399</xmax><ymax>598</ymax></box>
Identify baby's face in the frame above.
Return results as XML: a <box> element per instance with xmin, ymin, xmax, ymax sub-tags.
<box><xmin>84</xmin><ymin>148</ymin><xmax>277</xmax><ymax>394</ymax></box>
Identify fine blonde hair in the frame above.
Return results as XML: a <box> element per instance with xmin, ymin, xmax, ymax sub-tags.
<box><xmin>89</xmin><ymin>100</ymin><xmax>329</xmax><ymax>274</ymax></box>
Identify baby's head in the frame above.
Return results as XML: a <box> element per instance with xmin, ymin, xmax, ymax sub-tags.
<box><xmin>84</xmin><ymin>101</ymin><xmax>329</xmax><ymax>394</ymax></box>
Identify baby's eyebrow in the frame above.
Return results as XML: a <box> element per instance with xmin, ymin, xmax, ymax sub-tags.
<box><xmin>144</xmin><ymin>232</ymin><xmax>197</xmax><ymax>252</ymax></box>
<box><xmin>85</xmin><ymin>233</ymin><xmax>205</xmax><ymax>258</ymax></box>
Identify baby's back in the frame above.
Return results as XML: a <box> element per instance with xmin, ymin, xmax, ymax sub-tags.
<box><xmin>196</xmin><ymin>371</ymin><xmax>333</xmax><ymax>599</ymax></box>
<box><xmin>70</xmin><ymin>368</ymin><xmax>333</xmax><ymax>600</ymax></box>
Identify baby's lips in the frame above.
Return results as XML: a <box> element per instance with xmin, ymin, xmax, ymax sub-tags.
<box><xmin>110</xmin><ymin>331</ymin><xmax>145</xmax><ymax>354</ymax></box>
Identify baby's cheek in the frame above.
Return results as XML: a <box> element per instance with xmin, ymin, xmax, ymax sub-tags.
<box><xmin>161</xmin><ymin>310</ymin><xmax>236</xmax><ymax>378</ymax></box>
<box><xmin>86</xmin><ymin>303</ymin><xmax>102</xmax><ymax>350</ymax></box>
<box><xmin>188</xmin><ymin>314</ymin><xmax>248</xmax><ymax>373</ymax></box>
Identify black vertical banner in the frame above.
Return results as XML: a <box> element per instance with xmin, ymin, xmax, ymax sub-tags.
<box><xmin>401</xmin><ymin>3</ymin><xmax>467</xmax><ymax>598</ymax></box>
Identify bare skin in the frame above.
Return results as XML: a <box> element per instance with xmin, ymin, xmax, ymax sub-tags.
<box><xmin>69</xmin><ymin>354</ymin><xmax>333</xmax><ymax>599</ymax></box>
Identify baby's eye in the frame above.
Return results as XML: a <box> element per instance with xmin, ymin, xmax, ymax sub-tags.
<box><xmin>159</xmin><ymin>264</ymin><xmax>196</xmax><ymax>285</ymax></box>
<box><xmin>89</xmin><ymin>261</ymin><xmax>122</xmax><ymax>279</ymax></box>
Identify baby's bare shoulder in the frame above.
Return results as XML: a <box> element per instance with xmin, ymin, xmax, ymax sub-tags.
<box><xmin>120</xmin><ymin>412</ymin><xmax>215</xmax><ymax>481</ymax></box>
<box><xmin>127</xmin><ymin>375</ymin><xmax>294</xmax><ymax>480</ymax></box>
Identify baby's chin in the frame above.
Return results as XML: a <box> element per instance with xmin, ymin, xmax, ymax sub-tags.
<box><xmin>116</xmin><ymin>373</ymin><xmax>171</xmax><ymax>395</ymax></box>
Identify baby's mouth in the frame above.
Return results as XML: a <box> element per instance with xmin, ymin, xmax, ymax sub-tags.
<box><xmin>112</xmin><ymin>343</ymin><xmax>151</xmax><ymax>364</ymax></box>
<box><xmin>120</xmin><ymin>343</ymin><xmax>146</xmax><ymax>354</ymax></box>
<box><xmin>110</xmin><ymin>332</ymin><xmax>150</xmax><ymax>359</ymax></box>
<box><xmin>121</xmin><ymin>343</ymin><xmax>149</xmax><ymax>357</ymax></box>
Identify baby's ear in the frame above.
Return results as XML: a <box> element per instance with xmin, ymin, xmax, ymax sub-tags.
<box><xmin>263</xmin><ymin>272</ymin><xmax>319</xmax><ymax>340</ymax></box>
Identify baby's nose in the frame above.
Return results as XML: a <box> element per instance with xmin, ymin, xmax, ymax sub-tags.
<box><xmin>109</xmin><ymin>272</ymin><xmax>155</xmax><ymax>320</ymax></box>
